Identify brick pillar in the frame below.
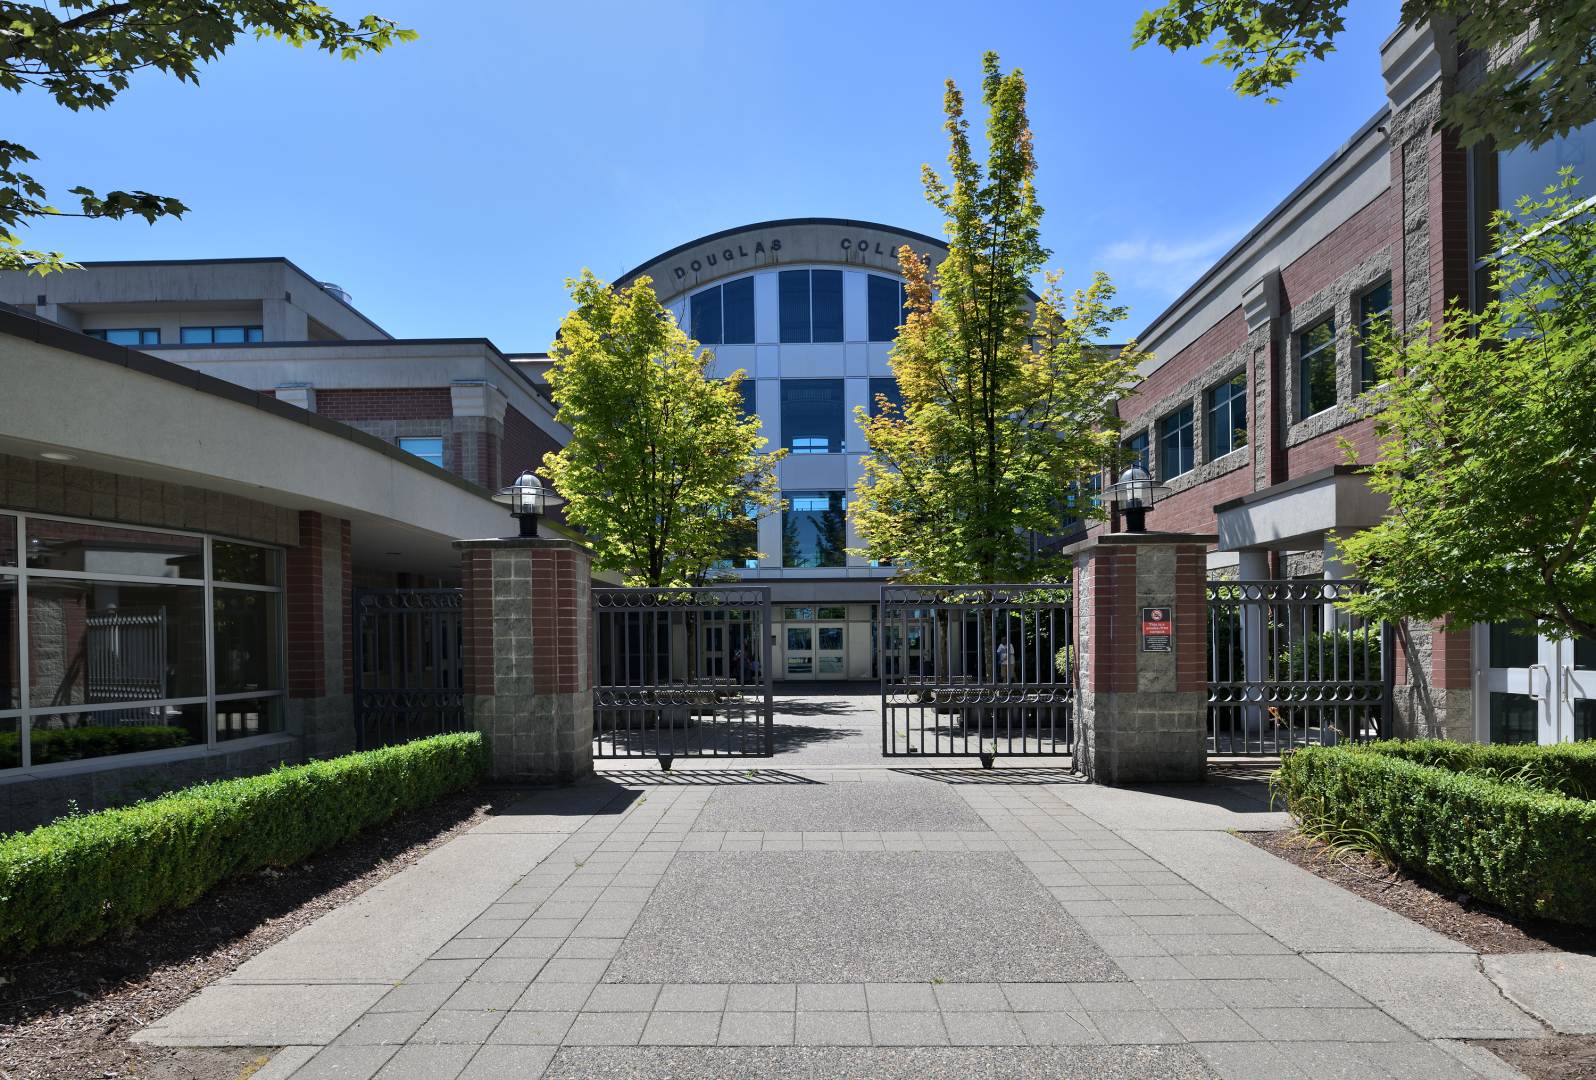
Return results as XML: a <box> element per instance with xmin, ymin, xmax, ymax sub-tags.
<box><xmin>455</xmin><ymin>536</ymin><xmax>593</xmax><ymax>784</ymax></box>
<box><xmin>1393</xmin><ymin>616</ymin><xmax>1475</xmax><ymax>740</ymax></box>
<box><xmin>284</xmin><ymin>510</ymin><xmax>354</xmax><ymax>758</ymax></box>
<box><xmin>1073</xmin><ymin>533</ymin><xmax>1213</xmax><ymax>784</ymax></box>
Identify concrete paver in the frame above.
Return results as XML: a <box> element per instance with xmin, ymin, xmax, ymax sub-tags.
<box><xmin>134</xmin><ymin>690</ymin><xmax>1579</xmax><ymax>1079</ymax></box>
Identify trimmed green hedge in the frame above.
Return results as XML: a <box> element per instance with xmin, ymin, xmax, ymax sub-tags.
<box><xmin>0</xmin><ymin>726</ymin><xmax>195</xmax><ymax>769</ymax></box>
<box><xmin>1276</xmin><ymin>744</ymin><xmax>1596</xmax><ymax>926</ymax></box>
<box><xmin>0</xmin><ymin>732</ymin><xmax>487</xmax><ymax>955</ymax></box>
<box><xmin>1359</xmin><ymin>738</ymin><xmax>1596</xmax><ymax>800</ymax></box>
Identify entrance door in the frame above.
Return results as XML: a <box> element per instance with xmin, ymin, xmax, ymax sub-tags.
<box><xmin>785</xmin><ymin>625</ymin><xmax>815</xmax><ymax>679</ymax></box>
<box><xmin>1481</xmin><ymin>622</ymin><xmax>1596</xmax><ymax>744</ymax></box>
<box><xmin>815</xmin><ymin>624</ymin><xmax>846</xmax><ymax>678</ymax></box>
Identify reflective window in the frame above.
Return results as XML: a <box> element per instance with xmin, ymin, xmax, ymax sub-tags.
<box><xmin>1298</xmin><ymin>318</ymin><xmax>1336</xmax><ymax>419</ymax></box>
<box><xmin>1489</xmin><ymin>691</ymin><xmax>1538</xmax><ymax>745</ymax></box>
<box><xmin>26</xmin><ymin>702</ymin><xmax>207</xmax><ymax>765</ymax></box>
<box><xmin>1123</xmin><ymin>431</ymin><xmax>1150</xmax><ymax>471</ymax></box>
<box><xmin>817</xmin><ymin>607</ymin><xmax>847</xmax><ymax>620</ymax></box>
<box><xmin>1575</xmin><ymin>637</ymin><xmax>1596</xmax><ymax>670</ymax></box>
<box><xmin>869</xmin><ymin>377</ymin><xmax>904</xmax><ymax>418</ymax></box>
<box><xmin>27</xmin><ymin>580</ymin><xmax>208</xmax><ymax>706</ymax></box>
<box><xmin>27</xmin><ymin>519</ymin><xmax>203</xmax><ymax>578</ymax></box>
<box><xmin>214</xmin><ymin>590</ymin><xmax>282</xmax><ymax>696</ymax></box>
<box><xmin>1489</xmin><ymin>620</ymin><xmax>1538</xmax><ymax>668</ymax></box>
<box><xmin>180</xmin><ymin>326</ymin><xmax>264</xmax><ymax>344</ymax></box>
<box><xmin>868</xmin><ymin>275</ymin><xmax>908</xmax><ymax>342</ymax></box>
<box><xmin>1</xmin><ymin>576</ymin><xmax>16</xmax><ymax>710</ymax></box>
<box><xmin>217</xmin><ymin>696</ymin><xmax>281</xmax><ymax>743</ymax></box>
<box><xmin>212</xmin><ymin>541</ymin><xmax>279</xmax><ymax>587</ymax></box>
<box><xmin>1577</xmin><ymin>701</ymin><xmax>1595</xmax><ymax>742</ymax></box>
<box><xmin>1358</xmin><ymin>281</ymin><xmax>1392</xmax><ymax>391</ymax></box>
<box><xmin>1158</xmin><ymin>404</ymin><xmax>1194</xmax><ymax>479</ymax></box>
<box><xmin>783</xmin><ymin>491</ymin><xmax>847</xmax><ymax>568</ymax></box>
<box><xmin>722</xmin><ymin>277</ymin><xmax>755</xmax><ymax>344</ymax></box>
<box><xmin>1206</xmin><ymin>373</ymin><xmax>1247</xmax><ymax>459</ymax></box>
<box><xmin>784</xmin><ymin>607</ymin><xmax>815</xmax><ymax>621</ymax></box>
<box><xmin>781</xmin><ymin>380</ymin><xmax>845</xmax><ymax>454</ymax></box>
<box><xmin>398</xmin><ymin>437</ymin><xmax>445</xmax><ymax>468</ymax></box>
<box><xmin>0</xmin><ymin>513</ymin><xmax>13</xmax><ymax>566</ymax></box>
<box><xmin>690</xmin><ymin>283</ymin><xmax>722</xmax><ymax>345</ymax></box>
<box><xmin>85</xmin><ymin>328</ymin><xmax>159</xmax><ymax>346</ymax></box>
<box><xmin>1496</xmin><ymin>121</ymin><xmax>1593</xmax><ymax>214</ymax></box>
<box><xmin>779</xmin><ymin>269</ymin><xmax>843</xmax><ymax>343</ymax></box>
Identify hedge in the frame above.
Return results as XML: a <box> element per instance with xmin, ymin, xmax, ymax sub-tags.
<box><xmin>0</xmin><ymin>732</ymin><xmax>487</xmax><ymax>955</ymax></box>
<box><xmin>1358</xmin><ymin>738</ymin><xmax>1596</xmax><ymax>800</ymax></box>
<box><xmin>0</xmin><ymin>726</ymin><xmax>195</xmax><ymax>769</ymax></box>
<box><xmin>1276</xmin><ymin>744</ymin><xmax>1596</xmax><ymax>926</ymax></box>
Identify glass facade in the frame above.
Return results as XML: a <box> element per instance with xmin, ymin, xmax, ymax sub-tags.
<box><xmin>0</xmin><ymin>512</ymin><xmax>285</xmax><ymax>770</ymax></box>
<box><xmin>180</xmin><ymin>326</ymin><xmax>265</xmax><ymax>344</ymax></box>
<box><xmin>783</xmin><ymin>491</ymin><xmax>847</xmax><ymax>568</ymax></box>
<box><xmin>869</xmin><ymin>377</ymin><xmax>904</xmax><ymax>417</ymax></box>
<box><xmin>781</xmin><ymin>379</ymin><xmax>845</xmax><ymax>454</ymax></box>
<box><xmin>779</xmin><ymin>270</ymin><xmax>843</xmax><ymax>343</ymax></box>
<box><xmin>1358</xmin><ymin>281</ymin><xmax>1392</xmax><ymax>391</ymax></box>
<box><xmin>1298</xmin><ymin>318</ymin><xmax>1336</xmax><ymax>418</ymax></box>
<box><xmin>1206</xmin><ymin>372</ymin><xmax>1247</xmax><ymax>459</ymax></box>
<box><xmin>1158</xmin><ymin>404</ymin><xmax>1194</xmax><ymax>479</ymax></box>
<box><xmin>868</xmin><ymin>274</ymin><xmax>909</xmax><ymax>342</ymax></box>
<box><xmin>691</xmin><ymin>277</ymin><xmax>755</xmax><ymax>346</ymax></box>
<box><xmin>85</xmin><ymin>328</ymin><xmax>159</xmax><ymax>346</ymax></box>
<box><xmin>398</xmin><ymin>437</ymin><xmax>445</xmax><ymax>468</ymax></box>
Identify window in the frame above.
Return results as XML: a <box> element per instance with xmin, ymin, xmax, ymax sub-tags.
<box><xmin>737</xmin><ymin>380</ymin><xmax>757</xmax><ymax>417</ymax></box>
<box><xmin>1357</xmin><ymin>281</ymin><xmax>1392</xmax><ymax>391</ymax></box>
<box><xmin>867</xmin><ymin>275</ymin><xmax>908</xmax><ymax>342</ymax></box>
<box><xmin>180</xmin><ymin>326</ymin><xmax>264</xmax><ymax>344</ymax></box>
<box><xmin>1298</xmin><ymin>318</ymin><xmax>1336</xmax><ymax>418</ymax></box>
<box><xmin>778</xmin><ymin>269</ymin><xmax>843</xmax><ymax>343</ymax></box>
<box><xmin>869</xmin><ymin>377</ymin><xmax>903</xmax><ymax>417</ymax></box>
<box><xmin>398</xmin><ymin>437</ymin><xmax>445</xmax><ymax>468</ymax></box>
<box><xmin>0</xmin><ymin>514</ymin><xmax>284</xmax><ymax>770</ymax></box>
<box><xmin>690</xmin><ymin>278</ymin><xmax>754</xmax><ymax>346</ymax></box>
<box><xmin>781</xmin><ymin>379</ymin><xmax>845</xmax><ymax>454</ymax></box>
<box><xmin>1158</xmin><ymin>405</ymin><xmax>1194</xmax><ymax>479</ymax></box>
<box><xmin>1490</xmin><ymin>692</ymin><xmax>1538</xmax><ymax>745</ymax></box>
<box><xmin>1489</xmin><ymin>620</ymin><xmax>1539</xmax><ymax>669</ymax></box>
<box><xmin>782</xmin><ymin>491</ymin><xmax>846</xmax><ymax>568</ymax></box>
<box><xmin>85</xmin><ymin>328</ymin><xmax>159</xmax><ymax>346</ymax></box>
<box><xmin>1206</xmin><ymin>373</ymin><xmax>1247</xmax><ymax>459</ymax></box>
<box><xmin>1123</xmin><ymin>430</ymin><xmax>1149</xmax><ymax>471</ymax></box>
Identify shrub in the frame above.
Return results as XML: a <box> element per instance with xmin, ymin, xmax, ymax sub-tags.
<box><xmin>1360</xmin><ymin>738</ymin><xmax>1596</xmax><ymax>800</ymax></box>
<box><xmin>0</xmin><ymin>726</ymin><xmax>194</xmax><ymax>769</ymax></box>
<box><xmin>1276</xmin><ymin>744</ymin><xmax>1596</xmax><ymax>926</ymax></box>
<box><xmin>0</xmin><ymin>732</ymin><xmax>487</xmax><ymax>955</ymax></box>
<box><xmin>1276</xmin><ymin>627</ymin><xmax>1382</xmax><ymax>685</ymax></box>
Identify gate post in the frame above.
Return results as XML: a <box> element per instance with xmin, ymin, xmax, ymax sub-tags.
<box><xmin>454</xmin><ymin>536</ymin><xmax>593</xmax><ymax>784</ymax></box>
<box><xmin>1071</xmin><ymin>532</ymin><xmax>1213</xmax><ymax>784</ymax></box>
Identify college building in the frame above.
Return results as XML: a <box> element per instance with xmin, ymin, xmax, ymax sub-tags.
<box><xmin>0</xmin><ymin>14</ymin><xmax>1588</xmax><ymax>824</ymax></box>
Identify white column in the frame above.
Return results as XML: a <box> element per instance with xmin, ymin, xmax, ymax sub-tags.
<box><xmin>1323</xmin><ymin>535</ymin><xmax>1354</xmax><ymax>629</ymax></box>
<box><xmin>1238</xmin><ymin>548</ymin><xmax>1271</xmax><ymax>737</ymax></box>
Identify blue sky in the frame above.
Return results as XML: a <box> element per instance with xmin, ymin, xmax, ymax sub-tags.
<box><xmin>14</xmin><ymin>0</ymin><xmax>1400</xmax><ymax>352</ymax></box>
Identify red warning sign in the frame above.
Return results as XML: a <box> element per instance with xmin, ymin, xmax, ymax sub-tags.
<box><xmin>1141</xmin><ymin>606</ymin><xmax>1173</xmax><ymax>652</ymax></box>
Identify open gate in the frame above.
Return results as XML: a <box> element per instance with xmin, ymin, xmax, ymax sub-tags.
<box><xmin>880</xmin><ymin>584</ymin><xmax>1074</xmax><ymax>758</ymax></box>
<box><xmin>592</xmin><ymin>586</ymin><xmax>773</xmax><ymax>764</ymax></box>
<box><xmin>352</xmin><ymin>588</ymin><xmax>465</xmax><ymax>750</ymax></box>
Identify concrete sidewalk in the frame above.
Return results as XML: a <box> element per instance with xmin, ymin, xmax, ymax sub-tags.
<box><xmin>133</xmin><ymin>749</ymin><xmax>1593</xmax><ymax>1080</ymax></box>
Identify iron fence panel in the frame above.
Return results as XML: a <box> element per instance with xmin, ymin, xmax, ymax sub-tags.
<box><xmin>880</xmin><ymin>584</ymin><xmax>1073</xmax><ymax>758</ymax></box>
<box><xmin>592</xmin><ymin>586</ymin><xmax>773</xmax><ymax>762</ymax></box>
<box><xmin>353</xmin><ymin>588</ymin><xmax>465</xmax><ymax>750</ymax></box>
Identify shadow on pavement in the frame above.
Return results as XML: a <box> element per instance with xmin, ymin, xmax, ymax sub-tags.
<box><xmin>603</xmin><ymin>769</ymin><xmax>822</xmax><ymax>786</ymax></box>
<box><xmin>893</xmin><ymin>767</ymin><xmax>1084</xmax><ymax>785</ymax></box>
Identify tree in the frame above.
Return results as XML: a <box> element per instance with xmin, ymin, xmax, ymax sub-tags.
<box><xmin>1337</xmin><ymin>171</ymin><xmax>1596</xmax><ymax>638</ymax></box>
<box><xmin>1131</xmin><ymin>1</ymin><xmax>1596</xmax><ymax>151</ymax></box>
<box><xmin>850</xmin><ymin>53</ymin><xmax>1144</xmax><ymax>585</ymax></box>
<box><xmin>1</xmin><ymin>1</ymin><xmax>414</xmax><ymax>274</ymax></box>
<box><xmin>542</xmin><ymin>271</ymin><xmax>784</xmax><ymax>588</ymax></box>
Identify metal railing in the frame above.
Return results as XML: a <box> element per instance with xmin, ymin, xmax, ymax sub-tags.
<box><xmin>1206</xmin><ymin>579</ymin><xmax>1391</xmax><ymax>755</ymax></box>
<box><xmin>592</xmin><ymin>586</ymin><xmax>773</xmax><ymax>763</ymax></box>
<box><xmin>880</xmin><ymin>584</ymin><xmax>1073</xmax><ymax>758</ymax></box>
<box><xmin>352</xmin><ymin>588</ymin><xmax>465</xmax><ymax>750</ymax></box>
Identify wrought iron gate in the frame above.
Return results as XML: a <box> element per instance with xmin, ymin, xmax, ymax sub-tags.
<box><xmin>592</xmin><ymin>586</ymin><xmax>773</xmax><ymax>763</ymax></box>
<box><xmin>1206</xmin><ymin>579</ymin><xmax>1392</xmax><ymax>755</ymax></box>
<box><xmin>353</xmin><ymin>588</ymin><xmax>465</xmax><ymax>750</ymax></box>
<box><xmin>880</xmin><ymin>584</ymin><xmax>1074</xmax><ymax>758</ymax></box>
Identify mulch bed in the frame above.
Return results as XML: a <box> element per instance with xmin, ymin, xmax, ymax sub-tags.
<box><xmin>1241</xmin><ymin>828</ymin><xmax>1595</xmax><ymax>955</ymax></box>
<box><xmin>1477</xmin><ymin>1035</ymin><xmax>1596</xmax><ymax>1080</ymax></box>
<box><xmin>0</xmin><ymin>786</ymin><xmax>523</xmax><ymax>1080</ymax></box>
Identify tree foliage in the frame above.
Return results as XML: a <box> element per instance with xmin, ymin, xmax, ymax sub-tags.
<box><xmin>1132</xmin><ymin>1</ymin><xmax>1596</xmax><ymax>151</ymax></box>
<box><xmin>542</xmin><ymin>271</ymin><xmax>784</xmax><ymax>587</ymax></box>
<box><xmin>1337</xmin><ymin>172</ymin><xmax>1596</xmax><ymax>638</ymax></box>
<box><xmin>850</xmin><ymin>53</ymin><xmax>1144</xmax><ymax>585</ymax></box>
<box><xmin>0</xmin><ymin>1</ymin><xmax>414</xmax><ymax>274</ymax></box>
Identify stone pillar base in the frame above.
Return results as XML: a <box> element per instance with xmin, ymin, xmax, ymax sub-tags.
<box><xmin>1078</xmin><ymin>692</ymin><xmax>1208</xmax><ymax>784</ymax></box>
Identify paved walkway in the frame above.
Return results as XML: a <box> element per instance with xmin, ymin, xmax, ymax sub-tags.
<box><xmin>137</xmin><ymin>693</ymin><xmax>1592</xmax><ymax>1079</ymax></box>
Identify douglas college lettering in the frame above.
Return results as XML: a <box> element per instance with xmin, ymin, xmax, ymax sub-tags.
<box><xmin>671</xmin><ymin>236</ymin><xmax>917</xmax><ymax>280</ymax></box>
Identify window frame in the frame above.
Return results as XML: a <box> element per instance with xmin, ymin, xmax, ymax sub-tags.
<box><xmin>781</xmin><ymin>490</ymin><xmax>848</xmax><ymax>569</ymax></box>
<box><xmin>780</xmin><ymin>378</ymin><xmax>846</xmax><ymax>455</ymax></box>
<box><xmin>778</xmin><ymin>269</ymin><xmax>844</xmax><ymax>344</ymax></box>
<box><xmin>1205</xmin><ymin>371</ymin><xmax>1248</xmax><ymax>460</ymax></box>
<box><xmin>1356</xmin><ymin>280</ymin><xmax>1392</xmax><ymax>392</ymax></box>
<box><xmin>0</xmin><ymin>510</ymin><xmax>286</xmax><ymax>772</ymax></box>
<box><xmin>1297</xmin><ymin>316</ymin><xmax>1337</xmax><ymax>420</ymax></box>
<box><xmin>85</xmin><ymin>328</ymin><xmax>160</xmax><ymax>346</ymax></box>
<box><xmin>867</xmin><ymin>274</ymin><xmax>908</xmax><ymax>343</ymax></box>
<box><xmin>179</xmin><ymin>325</ymin><xmax>265</xmax><ymax>345</ymax></box>
<box><xmin>1158</xmin><ymin>404</ymin><xmax>1195</xmax><ymax>480</ymax></box>
<box><xmin>397</xmin><ymin>436</ymin><xmax>446</xmax><ymax>468</ymax></box>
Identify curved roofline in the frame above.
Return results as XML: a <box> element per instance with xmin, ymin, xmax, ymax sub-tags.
<box><xmin>615</xmin><ymin>216</ymin><xmax>949</xmax><ymax>286</ymax></box>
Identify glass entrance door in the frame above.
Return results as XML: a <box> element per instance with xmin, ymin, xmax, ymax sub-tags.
<box><xmin>785</xmin><ymin>625</ymin><xmax>815</xmax><ymax>679</ymax></box>
<box><xmin>816</xmin><ymin>624</ymin><xmax>846</xmax><ymax>678</ymax></box>
<box><xmin>1481</xmin><ymin>622</ymin><xmax>1595</xmax><ymax>744</ymax></box>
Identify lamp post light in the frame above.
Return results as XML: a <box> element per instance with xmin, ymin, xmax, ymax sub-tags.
<box><xmin>1107</xmin><ymin>464</ymin><xmax>1169</xmax><ymax>534</ymax></box>
<box><xmin>492</xmin><ymin>470</ymin><xmax>565</xmax><ymax>538</ymax></box>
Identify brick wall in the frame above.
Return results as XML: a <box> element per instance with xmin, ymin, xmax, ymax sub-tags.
<box><xmin>314</xmin><ymin>388</ymin><xmax>453</xmax><ymax>422</ymax></box>
<box><xmin>501</xmin><ymin>406</ymin><xmax>561</xmax><ymax>490</ymax></box>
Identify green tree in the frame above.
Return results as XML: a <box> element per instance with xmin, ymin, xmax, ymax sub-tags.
<box><xmin>1</xmin><ymin>1</ymin><xmax>414</xmax><ymax>274</ymax></box>
<box><xmin>1131</xmin><ymin>1</ymin><xmax>1596</xmax><ymax>150</ymax></box>
<box><xmin>850</xmin><ymin>53</ymin><xmax>1144</xmax><ymax>585</ymax></box>
<box><xmin>1337</xmin><ymin>172</ymin><xmax>1596</xmax><ymax>638</ymax></box>
<box><xmin>542</xmin><ymin>271</ymin><xmax>784</xmax><ymax>587</ymax></box>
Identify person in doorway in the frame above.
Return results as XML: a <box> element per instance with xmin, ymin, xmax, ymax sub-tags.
<box><xmin>995</xmin><ymin>641</ymin><xmax>1011</xmax><ymax>682</ymax></box>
